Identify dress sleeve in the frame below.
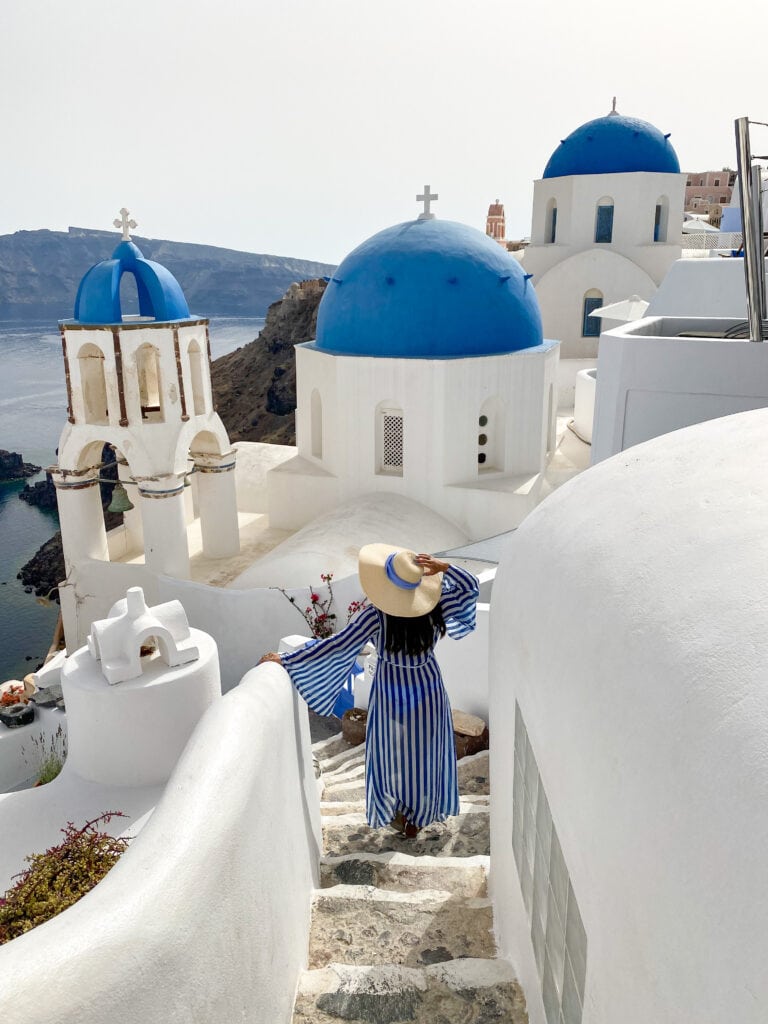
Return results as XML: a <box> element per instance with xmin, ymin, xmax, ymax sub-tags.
<box><xmin>440</xmin><ymin>564</ymin><xmax>480</xmax><ymax>639</ymax></box>
<box><xmin>280</xmin><ymin>603</ymin><xmax>380</xmax><ymax>716</ymax></box>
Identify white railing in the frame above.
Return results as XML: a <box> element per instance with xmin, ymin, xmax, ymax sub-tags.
<box><xmin>681</xmin><ymin>231</ymin><xmax>743</xmax><ymax>251</ymax></box>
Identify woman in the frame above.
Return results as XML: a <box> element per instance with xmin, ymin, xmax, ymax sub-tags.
<box><xmin>260</xmin><ymin>545</ymin><xmax>479</xmax><ymax>838</ymax></box>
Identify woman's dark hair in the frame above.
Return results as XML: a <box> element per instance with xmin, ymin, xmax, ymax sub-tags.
<box><xmin>383</xmin><ymin>604</ymin><xmax>446</xmax><ymax>657</ymax></box>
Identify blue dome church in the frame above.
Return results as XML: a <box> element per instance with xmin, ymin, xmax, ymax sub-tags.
<box><xmin>267</xmin><ymin>190</ymin><xmax>560</xmax><ymax>541</ymax></box>
<box><xmin>522</xmin><ymin>102</ymin><xmax>685</xmax><ymax>405</ymax></box>
<box><xmin>53</xmin><ymin>210</ymin><xmax>240</xmax><ymax>645</ymax></box>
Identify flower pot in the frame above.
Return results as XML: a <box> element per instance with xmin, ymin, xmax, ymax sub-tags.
<box><xmin>341</xmin><ymin>707</ymin><xmax>368</xmax><ymax>746</ymax></box>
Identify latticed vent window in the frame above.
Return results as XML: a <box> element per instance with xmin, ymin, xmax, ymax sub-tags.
<box><xmin>381</xmin><ymin>413</ymin><xmax>404</xmax><ymax>471</ymax></box>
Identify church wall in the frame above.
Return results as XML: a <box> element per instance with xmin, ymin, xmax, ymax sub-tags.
<box><xmin>490</xmin><ymin>408</ymin><xmax>768</xmax><ymax>1024</ymax></box>
<box><xmin>282</xmin><ymin>344</ymin><xmax>558</xmax><ymax>540</ymax></box>
<box><xmin>534</xmin><ymin>251</ymin><xmax>657</xmax><ymax>361</ymax></box>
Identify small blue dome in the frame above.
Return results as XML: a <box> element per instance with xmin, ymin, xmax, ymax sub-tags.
<box><xmin>315</xmin><ymin>219</ymin><xmax>543</xmax><ymax>358</ymax></box>
<box><xmin>543</xmin><ymin>112</ymin><xmax>680</xmax><ymax>179</ymax></box>
<box><xmin>74</xmin><ymin>239</ymin><xmax>190</xmax><ymax>324</ymax></box>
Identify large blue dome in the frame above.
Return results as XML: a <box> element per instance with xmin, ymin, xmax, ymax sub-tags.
<box><xmin>543</xmin><ymin>112</ymin><xmax>680</xmax><ymax>179</ymax></box>
<box><xmin>315</xmin><ymin>218</ymin><xmax>543</xmax><ymax>359</ymax></box>
<box><xmin>73</xmin><ymin>239</ymin><xmax>190</xmax><ymax>324</ymax></box>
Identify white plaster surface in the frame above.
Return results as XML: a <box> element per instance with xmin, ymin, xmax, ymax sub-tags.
<box><xmin>647</xmin><ymin>256</ymin><xmax>768</xmax><ymax>318</ymax></box>
<box><xmin>0</xmin><ymin>666</ymin><xmax>321</xmax><ymax>1024</ymax></box>
<box><xmin>591</xmin><ymin>318</ymin><xmax>768</xmax><ymax>462</ymax></box>
<box><xmin>572</xmin><ymin>368</ymin><xmax>596</xmax><ymax>442</ymax></box>
<box><xmin>490</xmin><ymin>407</ymin><xmax>768</xmax><ymax>1024</ymax></box>
<box><xmin>233</xmin><ymin>492</ymin><xmax>468</xmax><ymax>589</ymax></box>
<box><xmin>0</xmin><ymin>706</ymin><xmax>66</xmax><ymax>794</ymax></box>
<box><xmin>63</xmin><ymin>628</ymin><xmax>219</xmax><ymax>786</ymax></box>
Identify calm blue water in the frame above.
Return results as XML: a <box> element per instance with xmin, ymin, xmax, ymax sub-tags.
<box><xmin>0</xmin><ymin>317</ymin><xmax>264</xmax><ymax>682</ymax></box>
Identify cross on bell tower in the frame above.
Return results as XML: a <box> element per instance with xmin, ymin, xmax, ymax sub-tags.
<box><xmin>416</xmin><ymin>185</ymin><xmax>438</xmax><ymax>221</ymax></box>
<box><xmin>113</xmin><ymin>207</ymin><xmax>138</xmax><ymax>241</ymax></box>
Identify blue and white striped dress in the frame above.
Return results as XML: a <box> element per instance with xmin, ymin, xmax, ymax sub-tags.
<box><xmin>281</xmin><ymin>565</ymin><xmax>480</xmax><ymax>829</ymax></box>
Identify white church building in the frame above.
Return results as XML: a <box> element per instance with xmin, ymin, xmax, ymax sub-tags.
<box><xmin>523</xmin><ymin>103</ymin><xmax>684</xmax><ymax>403</ymax></box>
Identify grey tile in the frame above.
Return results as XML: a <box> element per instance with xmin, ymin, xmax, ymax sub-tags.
<box><xmin>549</xmin><ymin>827</ymin><xmax>568</xmax><ymax>924</ymax></box>
<box><xmin>545</xmin><ymin>885</ymin><xmax>566</xmax><ymax>996</ymax></box>
<box><xmin>513</xmin><ymin>757</ymin><xmax>524</xmax><ymax>816</ymax></box>
<box><xmin>521</xmin><ymin>850</ymin><xmax>534</xmax><ymax>914</ymax></box>
<box><xmin>524</xmin><ymin>790</ymin><xmax>536</xmax><ymax>864</ymax></box>
<box><xmin>565</xmin><ymin>884</ymin><xmax>587</xmax><ymax>1001</ymax></box>
<box><xmin>536</xmin><ymin>783</ymin><xmax>552</xmax><ymax>856</ymax></box>
<box><xmin>532</xmin><ymin>838</ymin><xmax>550</xmax><ymax>928</ymax></box>
<box><xmin>524</xmin><ymin>733</ymin><xmax>539</xmax><ymax>800</ymax></box>
<box><xmin>531</xmin><ymin>903</ymin><xmax>546</xmax><ymax>976</ymax></box>
<box><xmin>512</xmin><ymin>810</ymin><xmax>524</xmax><ymax>876</ymax></box>
<box><xmin>562</xmin><ymin>956</ymin><xmax>583</xmax><ymax>1024</ymax></box>
<box><xmin>514</xmin><ymin>701</ymin><xmax>528</xmax><ymax>761</ymax></box>
<box><xmin>542</xmin><ymin>952</ymin><xmax>561</xmax><ymax>1024</ymax></box>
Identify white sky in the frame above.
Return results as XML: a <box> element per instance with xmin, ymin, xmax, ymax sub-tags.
<box><xmin>2</xmin><ymin>0</ymin><xmax>766</xmax><ymax>265</ymax></box>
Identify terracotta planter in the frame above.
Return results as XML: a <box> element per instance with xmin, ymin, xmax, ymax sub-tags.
<box><xmin>341</xmin><ymin>707</ymin><xmax>368</xmax><ymax>746</ymax></box>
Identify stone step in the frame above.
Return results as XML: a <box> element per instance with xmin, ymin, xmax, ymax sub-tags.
<box><xmin>308</xmin><ymin>885</ymin><xmax>495</xmax><ymax>969</ymax></box>
<box><xmin>320</xmin><ymin>851</ymin><xmax>489</xmax><ymax>896</ymax></box>
<box><xmin>292</xmin><ymin>957</ymin><xmax>528</xmax><ymax>1024</ymax></box>
<box><xmin>312</xmin><ymin>733</ymin><xmax>354</xmax><ymax>762</ymax></box>
<box><xmin>318</xmin><ymin>742</ymin><xmax>366</xmax><ymax>775</ymax></box>
<box><xmin>322</xmin><ymin>804</ymin><xmax>490</xmax><ymax>858</ymax></box>
<box><xmin>320</xmin><ymin>794</ymin><xmax>489</xmax><ymax>817</ymax></box>
<box><xmin>456</xmin><ymin>749</ymin><xmax>489</xmax><ymax>796</ymax></box>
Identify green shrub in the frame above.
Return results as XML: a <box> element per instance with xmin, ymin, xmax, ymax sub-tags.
<box><xmin>0</xmin><ymin>812</ymin><xmax>129</xmax><ymax>945</ymax></box>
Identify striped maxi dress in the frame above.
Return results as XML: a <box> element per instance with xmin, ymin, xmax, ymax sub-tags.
<box><xmin>281</xmin><ymin>564</ymin><xmax>480</xmax><ymax>829</ymax></box>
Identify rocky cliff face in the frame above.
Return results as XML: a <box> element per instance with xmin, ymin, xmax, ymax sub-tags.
<box><xmin>212</xmin><ymin>278</ymin><xmax>327</xmax><ymax>444</ymax></box>
<box><xmin>0</xmin><ymin>451</ymin><xmax>40</xmax><ymax>481</ymax></box>
<box><xmin>0</xmin><ymin>227</ymin><xmax>335</xmax><ymax>320</ymax></box>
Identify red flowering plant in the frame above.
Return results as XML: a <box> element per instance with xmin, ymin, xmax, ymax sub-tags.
<box><xmin>277</xmin><ymin>572</ymin><xmax>367</xmax><ymax>640</ymax></box>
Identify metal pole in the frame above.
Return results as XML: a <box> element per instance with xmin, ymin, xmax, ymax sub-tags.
<box><xmin>735</xmin><ymin>117</ymin><xmax>764</xmax><ymax>341</ymax></box>
<box><xmin>751</xmin><ymin>164</ymin><xmax>766</xmax><ymax>321</ymax></box>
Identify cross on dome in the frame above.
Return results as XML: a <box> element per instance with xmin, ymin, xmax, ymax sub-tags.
<box><xmin>416</xmin><ymin>186</ymin><xmax>438</xmax><ymax>221</ymax></box>
<box><xmin>113</xmin><ymin>207</ymin><xmax>138</xmax><ymax>241</ymax></box>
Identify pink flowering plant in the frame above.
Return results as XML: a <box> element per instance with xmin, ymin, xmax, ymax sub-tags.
<box><xmin>278</xmin><ymin>572</ymin><xmax>367</xmax><ymax>639</ymax></box>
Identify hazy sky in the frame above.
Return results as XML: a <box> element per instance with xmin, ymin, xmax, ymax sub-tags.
<box><xmin>2</xmin><ymin>0</ymin><xmax>766</xmax><ymax>265</ymax></box>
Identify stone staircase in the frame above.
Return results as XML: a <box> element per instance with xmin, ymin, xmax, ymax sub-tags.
<box><xmin>292</xmin><ymin>736</ymin><xmax>528</xmax><ymax>1024</ymax></box>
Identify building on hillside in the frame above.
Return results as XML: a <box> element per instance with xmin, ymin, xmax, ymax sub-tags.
<box><xmin>485</xmin><ymin>200</ymin><xmax>506</xmax><ymax>246</ymax></box>
<box><xmin>683</xmin><ymin>168</ymin><xmax>736</xmax><ymax>226</ymax></box>
<box><xmin>522</xmin><ymin>102</ymin><xmax>685</xmax><ymax>405</ymax></box>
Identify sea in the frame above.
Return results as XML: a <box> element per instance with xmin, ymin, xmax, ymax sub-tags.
<box><xmin>0</xmin><ymin>316</ymin><xmax>265</xmax><ymax>684</ymax></box>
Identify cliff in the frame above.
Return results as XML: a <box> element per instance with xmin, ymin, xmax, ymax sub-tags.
<box><xmin>211</xmin><ymin>278</ymin><xmax>327</xmax><ymax>444</ymax></box>
<box><xmin>0</xmin><ymin>451</ymin><xmax>40</xmax><ymax>481</ymax></box>
<box><xmin>0</xmin><ymin>227</ymin><xmax>335</xmax><ymax>320</ymax></box>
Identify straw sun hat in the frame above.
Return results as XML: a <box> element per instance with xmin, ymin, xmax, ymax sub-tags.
<box><xmin>358</xmin><ymin>544</ymin><xmax>443</xmax><ymax>618</ymax></box>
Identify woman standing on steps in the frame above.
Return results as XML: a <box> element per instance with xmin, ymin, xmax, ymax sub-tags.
<box><xmin>259</xmin><ymin>545</ymin><xmax>480</xmax><ymax>839</ymax></box>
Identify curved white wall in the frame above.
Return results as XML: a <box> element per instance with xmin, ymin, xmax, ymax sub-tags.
<box><xmin>490</xmin><ymin>407</ymin><xmax>768</xmax><ymax>1024</ymax></box>
<box><xmin>0</xmin><ymin>666</ymin><xmax>321</xmax><ymax>1024</ymax></box>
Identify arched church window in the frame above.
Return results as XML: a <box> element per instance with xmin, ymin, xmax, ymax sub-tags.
<box><xmin>594</xmin><ymin>198</ymin><xmax>614</xmax><ymax>243</ymax></box>
<box><xmin>188</xmin><ymin>340</ymin><xmax>206</xmax><ymax>416</ymax></box>
<box><xmin>136</xmin><ymin>344</ymin><xmax>164</xmax><ymax>422</ymax></box>
<box><xmin>654</xmin><ymin>196</ymin><xmax>669</xmax><ymax>243</ymax></box>
<box><xmin>77</xmin><ymin>343</ymin><xmax>109</xmax><ymax>425</ymax></box>
<box><xmin>311</xmin><ymin>389</ymin><xmax>323</xmax><ymax>459</ymax></box>
<box><xmin>582</xmin><ymin>289</ymin><xmax>603</xmax><ymax>338</ymax></box>
<box><xmin>477</xmin><ymin>398</ymin><xmax>504</xmax><ymax>471</ymax></box>
<box><xmin>546</xmin><ymin>199</ymin><xmax>558</xmax><ymax>244</ymax></box>
<box><xmin>119</xmin><ymin>272</ymin><xmax>141</xmax><ymax>319</ymax></box>
<box><xmin>376</xmin><ymin>403</ymin><xmax>404</xmax><ymax>476</ymax></box>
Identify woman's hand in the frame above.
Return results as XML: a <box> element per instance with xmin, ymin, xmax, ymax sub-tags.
<box><xmin>258</xmin><ymin>652</ymin><xmax>283</xmax><ymax>665</ymax></box>
<box><xmin>414</xmin><ymin>554</ymin><xmax>449</xmax><ymax>576</ymax></box>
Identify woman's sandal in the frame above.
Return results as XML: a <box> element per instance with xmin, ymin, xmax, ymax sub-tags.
<box><xmin>390</xmin><ymin>811</ymin><xmax>406</xmax><ymax>834</ymax></box>
<box><xmin>404</xmin><ymin>820</ymin><xmax>420</xmax><ymax>839</ymax></box>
